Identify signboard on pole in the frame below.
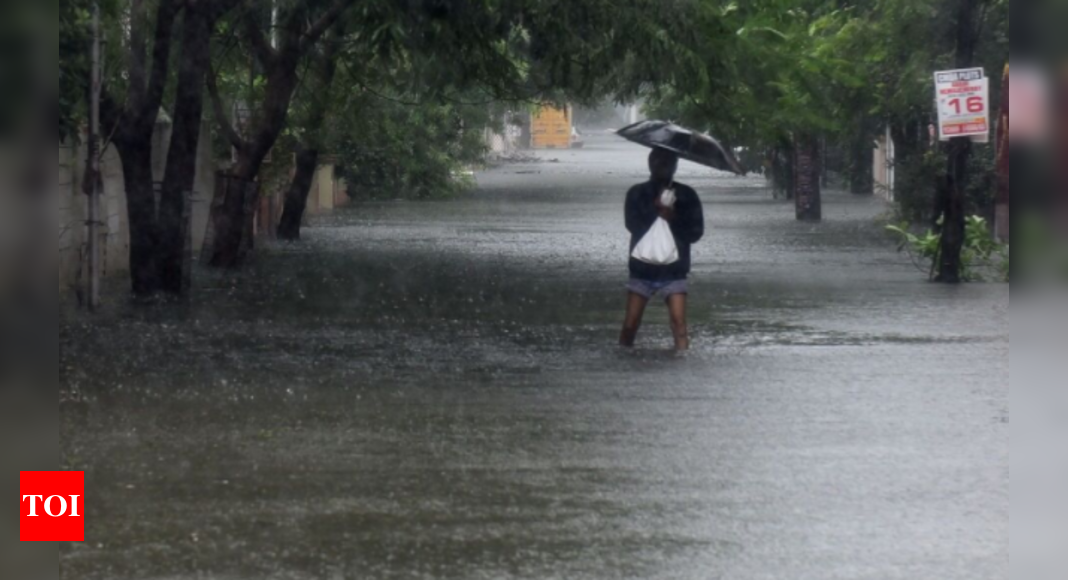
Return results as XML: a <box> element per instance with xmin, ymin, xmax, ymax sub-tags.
<box><xmin>935</xmin><ymin>68</ymin><xmax>990</xmax><ymax>140</ymax></box>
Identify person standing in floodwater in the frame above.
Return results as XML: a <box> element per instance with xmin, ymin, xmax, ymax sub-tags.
<box><xmin>620</xmin><ymin>148</ymin><xmax>705</xmax><ymax>350</ymax></box>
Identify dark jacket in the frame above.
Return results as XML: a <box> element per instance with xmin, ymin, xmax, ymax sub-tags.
<box><xmin>625</xmin><ymin>180</ymin><xmax>705</xmax><ymax>281</ymax></box>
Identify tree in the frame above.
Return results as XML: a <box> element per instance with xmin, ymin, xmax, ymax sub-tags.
<box><xmin>205</xmin><ymin>0</ymin><xmax>355</xmax><ymax>268</ymax></box>
<box><xmin>249</xmin><ymin>0</ymin><xmax>702</xmax><ymax>242</ymax></box>
<box><xmin>274</xmin><ymin>26</ymin><xmax>343</xmax><ymax>241</ymax></box>
<box><xmin>643</xmin><ymin>0</ymin><xmax>868</xmax><ymax>220</ymax></box>
<box><xmin>934</xmin><ymin>0</ymin><xmax>983</xmax><ymax>283</ymax></box>
<box><xmin>76</xmin><ymin>0</ymin><xmax>246</xmax><ymax>297</ymax></box>
<box><xmin>96</xmin><ymin>0</ymin><xmax>184</xmax><ymax>296</ymax></box>
<box><xmin>58</xmin><ymin>0</ymin><xmax>94</xmax><ymax>143</ymax></box>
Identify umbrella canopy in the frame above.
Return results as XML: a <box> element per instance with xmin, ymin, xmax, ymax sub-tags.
<box><xmin>616</xmin><ymin>120</ymin><xmax>746</xmax><ymax>176</ymax></box>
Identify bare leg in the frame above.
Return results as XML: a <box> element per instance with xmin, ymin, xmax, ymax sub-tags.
<box><xmin>666</xmin><ymin>293</ymin><xmax>690</xmax><ymax>350</ymax></box>
<box><xmin>619</xmin><ymin>292</ymin><xmax>650</xmax><ymax>347</ymax></box>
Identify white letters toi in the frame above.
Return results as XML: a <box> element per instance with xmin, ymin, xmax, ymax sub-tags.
<box><xmin>22</xmin><ymin>495</ymin><xmax>82</xmax><ymax>517</ymax></box>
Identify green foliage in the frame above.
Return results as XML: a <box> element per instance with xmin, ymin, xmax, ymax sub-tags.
<box><xmin>643</xmin><ymin>0</ymin><xmax>871</xmax><ymax>153</ymax></box>
<box><xmin>58</xmin><ymin>0</ymin><xmax>125</xmax><ymax>142</ymax></box>
<box><xmin>58</xmin><ymin>0</ymin><xmax>92</xmax><ymax>141</ymax></box>
<box><xmin>887</xmin><ymin>215</ymin><xmax>1008</xmax><ymax>282</ymax></box>
<box><xmin>333</xmin><ymin>96</ymin><xmax>492</xmax><ymax>200</ymax></box>
<box><xmin>892</xmin><ymin>147</ymin><xmax>945</xmax><ymax>223</ymax></box>
<box><xmin>886</xmin><ymin>221</ymin><xmax>941</xmax><ymax>265</ymax></box>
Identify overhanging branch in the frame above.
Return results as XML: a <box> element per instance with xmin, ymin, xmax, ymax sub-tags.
<box><xmin>298</xmin><ymin>0</ymin><xmax>357</xmax><ymax>55</ymax></box>
<box><xmin>242</xmin><ymin>0</ymin><xmax>279</xmax><ymax>68</ymax></box>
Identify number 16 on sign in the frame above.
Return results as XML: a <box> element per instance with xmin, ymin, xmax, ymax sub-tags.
<box><xmin>935</xmin><ymin>68</ymin><xmax>990</xmax><ymax>140</ymax></box>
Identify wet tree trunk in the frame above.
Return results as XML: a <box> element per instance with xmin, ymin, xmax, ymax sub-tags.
<box><xmin>97</xmin><ymin>0</ymin><xmax>182</xmax><ymax>297</ymax></box>
<box><xmin>768</xmin><ymin>144</ymin><xmax>795</xmax><ymax>199</ymax></box>
<box><xmin>794</xmin><ymin>135</ymin><xmax>822</xmax><ymax>222</ymax></box>
<box><xmin>158</xmin><ymin>6</ymin><xmax>213</xmax><ymax>294</ymax></box>
<box><xmin>849</xmin><ymin>122</ymin><xmax>874</xmax><ymax>194</ymax></box>
<box><xmin>890</xmin><ymin>123</ymin><xmax>920</xmax><ymax>165</ymax></box>
<box><xmin>937</xmin><ymin>139</ymin><xmax>972</xmax><ymax>283</ymax></box>
<box><xmin>207</xmin><ymin>1</ymin><xmax>352</xmax><ymax>268</ymax></box>
<box><xmin>274</xmin><ymin>26</ymin><xmax>339</xmax><ymax>242</ymax></box>
<box><xmin>115</xmin><ymin>141</ymin><xmax>159</xmax><ymax>295</ymax></box>
<box><xmin>277</xmin><ymin>147</ymin><xmax>320</xmax><ymax>241</ymax></box>
<box><xmin>210</xmin><ymin>174</ymin><xmax>260</xmax><ymax>267</ymax></box>
<box><xmin>209</xmin><ymin>61</ymin><xmax>299</xmax><ymax>267</ymax></box>
<box><xmin>936</xmin><ymin>0</ymin><xmax>980</xmax><ymax>283</ymax></box>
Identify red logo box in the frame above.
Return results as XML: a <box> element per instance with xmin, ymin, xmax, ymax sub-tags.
<box><xmin>20</xmin><ymin>471</ymin><xmax>85</xmax><ymax>542</ymax></box>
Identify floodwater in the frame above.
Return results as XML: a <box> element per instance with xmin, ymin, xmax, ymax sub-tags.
<box><xmin>60</xmin><ymin>134</ymin><xmax>1008</xmax><ymax>579</ymax></box>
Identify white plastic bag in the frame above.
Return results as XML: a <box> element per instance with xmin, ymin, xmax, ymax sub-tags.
<box><xmin>659</xmin><ymin>188</ymin><xmax>676</xmax><ymax>208</ymax></box>
<box><xmin>631</xmin><ymin>217</ymin><xmax>679</xmax><ymax>265</ymax></box>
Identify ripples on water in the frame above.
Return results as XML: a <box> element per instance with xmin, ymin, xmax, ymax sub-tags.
<box><xmin>60</xmin><ymin>137</ymin><xmax>1008</xmax><ymax>580</ymax></box>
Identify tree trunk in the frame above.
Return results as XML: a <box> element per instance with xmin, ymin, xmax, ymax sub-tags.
<box><xmin>156</xmin><ymin>8</ymin><xmax>217</xmax><ymax>296</ymax></box>
<box><xmin>208</xmin><ymin>174</ymin><xmax>259</xmax><ymax>268</ymax></box>
<box><xmin>936</xmin><ymin>139</ymin><xmax>972</xmax><ymax>282</ymax></box>
<box><xmin>769</xmin><ymin>144</ymin><xmax>795</xmax><ymax>199</ymax></box>
<box><xmin>97</xmin><ymin>0</ymin><xmax>181</xmax><ymax>298</ymax></box>
<box><xmin>209</xmin><ymin>65</ymin><xmax>301</xmax><ymax>268</ymax></box>
<box><xmin>890</xmin><ymin>121</ymin><xmax>922</xmax><ymax>166</ymax></box>
<box><xmin>936</xmin><ymin>0</ymin><xmax>980</xmax><ymax>283</ymax></box>
<box><xmin>275</xmin><ymin>31</ymin><xmax>338</xmax><ymax>242</ymax></box>
<box><xmin>794</xmin><ymin>135</ymin><xmax>822</xmax><ymax>221</ymax></box>
<box><xmin>849</xmin><ymin>124</ymin><xmax>874</xmax><ymax>194</ymax></box>
<box><xmin>115</xmin><ymin>140</ymin><xmax>159</xmax><ymax>296</ymax></box>
<box><xmin>277</xmin><ymin>147</ymin><xmax>320</xmax><ymax>241</ymax></box>
<box><xmin>205</xmin><ymin>3</ymin><xmax>350</xmax><ymax>267</ymax></box>
<box><xmin>157</xmin><ymin>7</ymin><xmax>213</xmax><ymax>294</ymax></box>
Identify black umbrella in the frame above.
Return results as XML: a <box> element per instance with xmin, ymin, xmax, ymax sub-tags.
<box><xmin>616</xmin><ymin>120</ymin><xmax>746</xmax><ymax>176</ymax></box>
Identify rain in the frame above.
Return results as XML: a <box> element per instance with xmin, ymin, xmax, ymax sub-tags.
<box><xmin>59</xmin><ymin>135</ymin><xmax>1008</xmax><ymax>580</ymax></box>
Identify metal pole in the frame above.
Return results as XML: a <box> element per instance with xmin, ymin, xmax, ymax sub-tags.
<box><xmin>271</xmin><ymin>0</ymin><xmax>278</xmax><ymax>49</ymax></box>
<box><xmin>87</xmin><ymin>1</ymin><xmax>102</xmax><ymax>310</ymax></box>
<box><xmin>886</xmin><ymin>125</ymin><xmax>895</xmax><ymax>202</ymax></box>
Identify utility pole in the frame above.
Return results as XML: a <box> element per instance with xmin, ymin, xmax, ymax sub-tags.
<box><xmin>86</xmin><ymin>0</ymin><xmax>103</xmax><ymax>310</ymax></box>
<box><xmin>271</xmin><ymin>0</ymin><xmax>278</xmax><ymax>49</ymax></box>
<box><xmin>935</xmin><ymin>0</ymin><xmax>980</xmax><ymax>283</ymax></box>
<box><xmin>995</xmin><ymin>64</ymin><xmax>1009</xmax><ymax>242</ymax></box>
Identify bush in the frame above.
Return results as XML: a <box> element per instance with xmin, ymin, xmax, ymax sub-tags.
<box><xmin>334</xmin><ymin>99</ymin><xmax>494</xmax><ymax>200</ymax></box>
<box><xmin>892</xmin><ymin>149</ymin><xmax>945</xmax><ymax>224</ymax></box>
<box><xmin>887</xmin><ymin>215</ymin><xmax>1008</xmax><ymax>282</ymax></box>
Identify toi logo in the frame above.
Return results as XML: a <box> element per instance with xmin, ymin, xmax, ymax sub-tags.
<box><xmin>20</xmin><ymin>471</ymin><xmax>85</xmax><ymax>542</ymax></box>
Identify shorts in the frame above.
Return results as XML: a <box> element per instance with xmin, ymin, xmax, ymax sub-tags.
<box><xmin>627</xmin><ymin>278</ymin><xmax>688</xmax><ymax>300</ymax></box>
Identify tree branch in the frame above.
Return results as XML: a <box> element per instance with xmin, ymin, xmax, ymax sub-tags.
<box><xmin>206</xmin><ymin>65</ymin><xmax>247</xmax><ymax>151</ymax></box>
<box><xmin>297</xmin><ymin>0</ymin><xmax>357</xmax><ymax>56</ymax></box>
<box><xmin>208</xmin><ymin>0</ymin><xmax>244</xmax><ymax>23</ymax></box>
<box><xmin>298</xmin><ymin>27</ymin><xmax>342</xmax><ymax>149</ymax></box>
<box><xmin>242</xmin><ymin>0</ymin><xmax>278</xmax><ymax>68</ymax></box>
<box><xmin>100</xmin><ymin>89</ymin><xmax>127</xmax><ymax>144</ymax></box>
<box><xmin>140</xmin><ymin>0</ymin><xmax>182</xmax><ymax>128</ymax></box>
<box><xmin>127</xmin><ymin>0</ymin><xmax>149</xmax><ymax>113</ymax></box>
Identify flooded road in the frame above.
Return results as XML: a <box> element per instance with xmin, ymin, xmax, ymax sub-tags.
<box><xmin>60</xmin><ymin>134</ymin><xmax>1008</xmax><ymax>579</ymax></box>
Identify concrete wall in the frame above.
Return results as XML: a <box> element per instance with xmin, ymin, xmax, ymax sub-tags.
<box><xmin>59</xmin><ymin>123</ymin><xmax>353</xmax><ymax>295</ymax></box>
<box><xmin>995</xmin><ymin>204</ymin><xmax>1009</xmax><ymax>243</ymax></box>
<box><xmin>59</xmin><ymin>137</ymin><xmax>129</xmax><ymax>294</ymax></box>
<box><xmin>484</xmin><ymin>126</ymin><xmax>519</xmax><ymax>159</ymax></box>
<box><xmin>873</xmin><ymin>128</ymin><xmax>895</xmax><ymax>202</ymax></box>
<box><xmin>303</xmin><ymin>162</ymin><xmax>348</xmax><ymax>216</ymax></box>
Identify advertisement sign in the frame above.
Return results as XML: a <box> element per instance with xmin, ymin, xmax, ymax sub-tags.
<box><xmin>935</xmin><ymin>68</ymin><xmax>989</xmax><ymax>140</ymax></box>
